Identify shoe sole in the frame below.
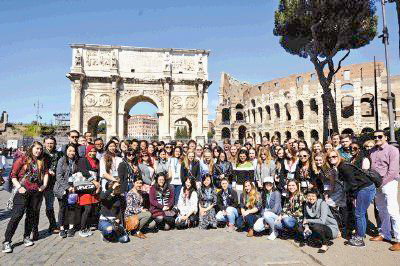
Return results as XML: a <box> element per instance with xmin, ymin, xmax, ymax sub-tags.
<box><xmin>79</xmin><ymin>233</ymin><xmax>89</xmax><ymax>238</ymax></box>
<box><xmin>24</xmin><ymin>243</ymin><xmax>34</xmax><ymax>247</ymax></box>
<box><xmin>2</xmin><ymin>249</ymin><xmax>12</xmax><ymax>253</ymax></box>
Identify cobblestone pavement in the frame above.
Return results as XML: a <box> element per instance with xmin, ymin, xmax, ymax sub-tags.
<box><xmin>0</xmin><ymin>158</ymin><xmax>399</xmax><ymax>265</ymax></box>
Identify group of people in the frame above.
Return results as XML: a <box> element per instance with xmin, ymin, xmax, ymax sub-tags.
<box><xmin>1</xmin><ymin>129</ymin><xmax>400</xmax><ymax>254</ymax></box>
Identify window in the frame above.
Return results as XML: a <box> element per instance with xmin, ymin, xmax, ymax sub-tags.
<box><xmin>343</xmin><ymin>70</ymin><xmax>350</xmax><ymax>80</ymax></box>
<box><xmin>274</xmin><ymin>82</ymin><xmax>279</xmax><ymax>88</ymax></box>
<box><xmin>310</xmin><ymin>73</ymin><xmax>316</xmax><ymax>80</ymax></box>
<box><xmin>296</xmin><ymin>76</ymin><xmax>303</xmax><ymax>85</ymax></box>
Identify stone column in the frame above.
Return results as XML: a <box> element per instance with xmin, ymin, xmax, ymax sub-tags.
<box><xmin>110</xmin><ymin>79</ymin><xmax>119</xmax><ymax>138</ymax></box>
<box><xmin>161</xmin><ymin>81</ymin><xmax>171</xmax><ymax>142</ymax></box>
<box><xmin>118</xmin><ymin>112</ymin><xmax>124</xmax><ymax>140</ymax></box>
<box><xmin>196</xmin><ymin>83</ymin><xmax>205</xmax><ymax>145</ymax></box>
<box><xmin>73</xmin><ymin>79</ymin><xmax>83</xmax><ymax>133</ymax></box>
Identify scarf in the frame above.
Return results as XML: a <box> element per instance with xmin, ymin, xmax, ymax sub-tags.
<box><xmin>86</xmin><ymin>145</ymin><xmax>98</xmax><ymax>170</ymax></box>
<box><xmin>305</xmin><ymin>199</ymin><xmax>322</xmax><ymax>218</ymax></box>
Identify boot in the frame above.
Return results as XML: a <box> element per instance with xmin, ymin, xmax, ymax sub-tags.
<box><xmin>46</xmin><ymin>209</ymin><xmax>59</xmax><ymax>234</ymax></box>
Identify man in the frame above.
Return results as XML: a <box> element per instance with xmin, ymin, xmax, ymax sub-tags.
<box><xmin>61</xmin><ymin>130</ymin><xmax>80</xmax><ymax>154</ymax></box>
<box><xmin>131</xmin><ymin>139</ymin><xmax>139</xmax><ymax>153</ymax></box>
<box><xmin>223</xmin><ymin>139</ymin><xmax>231</xmax><ymax>154</ymax></box>
<box><xmin>261</xmin><ymin>136</ymin><xmax>270</xmax><ymax>148</ymax></box>
<box><xmin>369</xmin><ymin>130</ymin><xmax>400</xmax><ymax>251</ymax></box>
<box><xmin>83</xmin><ymin>132</ymin><xmax>93</xmax><ymax>145</ymax></box>
<box><xmin>94</xmin><ymin>138</ymin><xmax>105</xmax><ymax>160</ymax></box>
<box><xmin>77</xmin><ymin>136</ymin><xmax>87</xmax><ymax>157</ymax></box>
<box><xmin>270</xmin><ymin>135</ymin><xmax>280</xmax><ymax>157</ymax></box>
<box><xmin>188</xmin><ymin>139</ymin><xmax>197</xmax><ymax>151</ymax></box>
<box><xmin>331</xmin><ymin>133</ymin><xmax>341</xmax><ymax>150</ymax></box>
<box><xmin>234</xmin><ymin>140</ymin><xmax>241</xmax><ymax>150</ymax></box>
<box><xmin>337</xmin><ymin>134</ymin><xmax>352</xmax><ymax>162</ymax></box>
<box><xmin>42</xmin><ymin>136</ymin><xmax>63</xmax><ymax>235</ymax></box>
<box><xmin>244</xmin><ymin>142</ymin><xmax>252</xmax><ymax>150</ymax></box>
<box><xmin>246</xmin><ymin>136</ymin><xmax>254</xmax><ymax>147</ymax></box>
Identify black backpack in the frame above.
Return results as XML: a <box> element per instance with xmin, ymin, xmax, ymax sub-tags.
<box><xmin>344</xmin><ymin>162</ymin><xmax>382</xmax><ymax>188</ymax></box>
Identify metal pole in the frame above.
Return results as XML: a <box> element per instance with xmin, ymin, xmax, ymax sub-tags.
<box><xmin>381</xmin><ymin>0</ymin><xmax>396</xmax><ymax>144</ymax></box>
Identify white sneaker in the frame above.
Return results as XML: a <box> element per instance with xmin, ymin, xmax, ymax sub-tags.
<box><xmin>79</xmin><ymin>230</ymin><xmax>89</xmax><ymax>238</ymax></box>
<box><xmin>267</xmin><ymin>230</ymin><xmax>277</xmax><ymax>240</ymax></box>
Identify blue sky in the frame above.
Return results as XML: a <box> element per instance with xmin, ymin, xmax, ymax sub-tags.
<box><xmin>0</xmin><ymin>0</ymin><xmax>399</xmax><ymax>123</ymax></box>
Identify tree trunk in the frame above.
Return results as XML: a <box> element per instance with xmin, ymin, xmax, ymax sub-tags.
<box><xmin>327</xmin><ymin>90</ymin><xmax>339</xmax><ymax>134</ymax></box>
<box><xmin>321</xmin><ymin>92</ymin><xmax>330</xmax><ymax>143</ymax></box>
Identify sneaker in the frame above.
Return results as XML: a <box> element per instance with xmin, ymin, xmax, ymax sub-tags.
<box><xmin>347</xmin><ymin>236</ymin><xmax>365</xmax><ymax>248</ymax></box>
<box><xmin>86</xmin><ymin>229</ymin><xmax>93</xmax><ymax>236</ymax></box>
<box><xmin>267</xmin><ymin>230</ymin><xmax>278</xmax><ymax>240</ymax></box>
<box><xmin>23</xmin><ymin>237</ymin><xmax>34</xmax><ymax>247</ymax></box>
<box><xmin>79</xmin><ymin>230</ymin><xmax>89</xmax><ymax>238</ymax></box>
<box><xmin>67</xmin><ymin>228</ymin><xmax>75</xmax><ymax>237</ymax></box>
<box><xmin>59</xmin><ymin>230</ymin><xmax>67</xmax><ymax>238</ymax></box>
<box><xmin>2</xmin><ymin>242</ymin><xmax>12</xmax><ymax>253</ymax></box>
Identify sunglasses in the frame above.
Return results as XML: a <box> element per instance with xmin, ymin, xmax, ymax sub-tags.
<box><xmin>328</xmin><ymin>155</ymin><xmax>338</xmax><ymax>159</ymax></box>
<box><xmin>351</xmin><ymin>146</ymin><xmax>359</xmax><ymax>151</ymax></box>
<box><xmin>127</xmin><ymin>153</ymin><xmax>134</xmax><ymax>156</ymax></box>
<box><xmin>374</xmin><ymin>135</ymin><xmax>384</xmax><ymax>140</ymax></box>
<box><xmin>165</xmin><ymin>146</ymin><xmax>172</xmax><ymax>148</ymax></box>
<box><xmin>70</xmin><ymin>136</ymin><xmax>79</xmax><ymax>139</ymax></box>
<box><xmin>299</xmin><ymin>155</ymin><xmax>308</xmax><ymax>158</ymax></box>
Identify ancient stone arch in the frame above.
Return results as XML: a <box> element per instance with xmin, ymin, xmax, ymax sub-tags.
<box><xmin>68</xmin><ymin>44</ymin><xmax>211</xmax><ymax>144</ymax></box>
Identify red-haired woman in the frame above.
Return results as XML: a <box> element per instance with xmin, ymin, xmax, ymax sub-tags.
<box><xmin>2</xmin><ymin>141</ymin><xmax>49</xmax><ymax>253</ymax></box>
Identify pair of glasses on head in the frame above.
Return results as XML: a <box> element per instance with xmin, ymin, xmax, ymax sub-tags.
<box><xmin>374</xmin><ymin>135</ymin><xmax>384</xmax><ymax>140</ymax></box>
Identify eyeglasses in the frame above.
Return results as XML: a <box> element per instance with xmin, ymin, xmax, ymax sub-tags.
<box><xmin>351</xmin><ymin>147</ymin><xmax>359</xmax><ymax>151</ymax></box>
<box><xmin>299</xmin><ymin>155</ymin><xmax>308</xmax><ymax>158</ymax></box>
<box><xmin>328</xmin><ymin>155</ymin><xmax>338</xmax><ymax>159</ymax></box>
<box><xmin>70</xmin><ymin>136</ymin><xmax>79</xmax><ymax>139</ymax></box>
<box><xmin>165</xmin><ymin>146</ymin><xmax>172</xmax><ymax>149</ymax></box>
<box><xmin>127</xmin><ymin>153</ymin><xmax>134</xmax><ymax>157</ymax></box>
<box><xmin>374</xmin><ymin>135</ymin><xmax>384</xmax><ymax>140</ymax></box>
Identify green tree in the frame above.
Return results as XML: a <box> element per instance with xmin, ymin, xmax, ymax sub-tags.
<box><xmin>181</xmin><ymin>126</ymin><xmax>189</xmax><ymax>139</ymax></box>
<box><xmin>274</xmin><ymin>0</ymin><xmax>378</xmax><ymax>141</ymax></box>
<box><xmin>175</xmin><ymin>127</ymin><xmax>181</xmax><ymax>139</ymax></box>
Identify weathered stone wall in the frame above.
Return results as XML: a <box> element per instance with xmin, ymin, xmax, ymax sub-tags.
<box><xmin>215</xmin><ymin>62</ymin><xmax>400</xmax><ymax>145</ymax></box>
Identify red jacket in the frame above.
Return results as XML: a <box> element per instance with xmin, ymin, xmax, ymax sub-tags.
<box><xmin>10</xmin><ymin>156</ymin><xmax>45</xmax><ymax>191</ymax></box>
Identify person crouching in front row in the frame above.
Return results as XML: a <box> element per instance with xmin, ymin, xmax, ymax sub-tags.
<box><xmin>175</xmin><ymin>178</ymin><xmax>198</xmax><ymax>229</ymax></box>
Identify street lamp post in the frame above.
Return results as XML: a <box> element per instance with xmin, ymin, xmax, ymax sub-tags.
<box><xmin>380</xmin><ymin>0</ymin><xmax>396</xmax><ymax>144</ymax></box>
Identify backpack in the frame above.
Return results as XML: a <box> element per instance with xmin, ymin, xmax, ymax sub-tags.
<box><xmin>344</xmin><ymin>162</ymin><xmax>382</xmax><ymax>188</ymax></box>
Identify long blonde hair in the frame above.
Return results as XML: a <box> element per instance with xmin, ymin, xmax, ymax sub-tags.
<box><xmin>257</xmin><ymin>147</ymin><xmax>271</xmax><ymax>166</ymax></box>
<box><xmin>242</xmin><ymin>180</ymin><xmax>259</xmax><ymax>209</ymax></box>
<box><xmin>202</xmin><ymin>149</ymin><xmax>214</xmax><ymax>175</ymax></box>
<box><xmin>183</xmin><ymin>150</ymin><xmax>196</xmax><ymax>170</ymax></box>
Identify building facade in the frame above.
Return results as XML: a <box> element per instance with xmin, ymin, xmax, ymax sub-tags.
<box><xmin>127</xmin><ymin>114</ymin><xmax>158</xmax><ymax>140</ymax></box>
<box><xmin>214</xmin><ymin>62</ymin><xmax>400</xmax><ymax>145</ymax></box>
<box><xmin>67</xmin><ymin>44</ymin><xmax>211</xmax><ymax>143</ymax></box>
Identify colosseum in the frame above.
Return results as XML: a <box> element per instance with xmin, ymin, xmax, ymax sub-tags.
<box><xmin>214</xmin><ymin>61</ymin><xmax>400</xmax><ymax>145</ymax></box>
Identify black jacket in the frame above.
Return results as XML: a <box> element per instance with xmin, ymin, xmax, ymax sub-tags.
<box><xmin>181</xmin><ymin>160</ymin><xmax>200</xmax><ymax>183</ymax></box>
<box><xmin>118</xmin><ymin>160</ymin><xmax>141</xmax><ymax>194</ymax></box>
<box><xmin>337</xmin><ymin>161</ymin><xmax>374</xmax><ymax>195</ymax></box>
<box><xmin>213</xmin><ymin>161</ymin><xmax>233</xmax><ymax>188</ymax></box>
<box><xmin>216</xmin><ymin>188</ymin><xmax>238</xmax><ymax>211</ymax></box>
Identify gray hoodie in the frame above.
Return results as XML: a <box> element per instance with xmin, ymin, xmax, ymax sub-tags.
<box><xmin>303</xmin><ymin>199</ymin><xmax>339</xmax><ymax>238</ymax></box>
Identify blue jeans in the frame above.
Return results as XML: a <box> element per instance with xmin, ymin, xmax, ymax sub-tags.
<box><xmin>355</xmin><ymin>184</ymin><xmax>376</xmax><ymax>238</ymax></box>
<box><xmin>216</xmin><ymin>207</ymin><xmax>238</xmax><ymax>225</ymax></box>
<box><xmin>254</xmin><ymin>211</ymin><xmax>278</xmax><ymax>233</ymax></box>
<box><xmin>275</xmin><ymin>216</ymin><xmax>297</xmax><ymax>231</ymax></box>
<box><xmin>173</xmin><ymin>185</ymin><xmax>182</xmax><ymax>206</ymax></box>
<box><xmin>98</xmin><ymin>219</ymin><xmax>129</xmax><ymax>243</ymax></box>
<box><xmin>235</xmin><ymin>214</ymin><xmax>258</xmax><ymax>230</ymax></box>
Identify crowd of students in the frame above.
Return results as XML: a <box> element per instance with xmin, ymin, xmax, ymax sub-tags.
<box><xmin>1</xmin><ymin>129</ymin><xmax>400</xmax><ymax>254</ymax></box>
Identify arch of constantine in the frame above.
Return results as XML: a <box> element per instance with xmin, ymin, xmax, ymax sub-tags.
<box><xmin>214</xmin><ymin>62</ymin><xmax>400</xmax><ymax>144</ymax></box>
<box><xmin>67</xmin><ymin>44</ymin><xmax>211</xmax><ymax>144</ymax></box>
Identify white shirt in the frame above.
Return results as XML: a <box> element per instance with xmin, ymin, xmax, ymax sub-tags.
<box><xmin>169</xmin><ymin>157</ymin><xmax>182</xmax><ymax>185</ymax></box>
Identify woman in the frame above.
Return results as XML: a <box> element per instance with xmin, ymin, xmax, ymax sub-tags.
<box><xmin>2</xmin><ymin>142</ymin><xmax>48</xmax><ymax>253</ymax></box>
<box><xmin>311</xmin><ymin>153</ymin><xmax>329</xmax><ymax>195</ymax></box>
<box><xmin>155</xmin><ymin>149</ymin><xmax>169</xmax><ymax>174</ymax></box>
<box><xmin>119</xmin><ymin>140</ymin><xmax>130</xmax><ymax>158</ymax></box>
<box><xmin>168</xmin><ymin>146</ymin><xmax>183</xmax><ymax>205</ymax></box>
<box><xmin>228</xmin><ymin>145</ymin><xmax>238</xmax><ymax>166</ymax></box>
<box><xmin>350</xmin><ymin>143</ymin><xmax>370</xmax><ymax>170</ymax></box>
<box><xmin>255</xmin><ymin>147</ymin><xmax>276</xmax><ymax>190</ymax></box>
<box><xmin>363</xmin><ymin>140</ymin><xmax>375</xmax><ymax>151</ymax></box>
<box><xmin>98</xmin><ymin>181</ymin><xmax>129</xmax><ymax>243</ymax></box>
<box><xmin>276</xmin><ymin>147</ymin><xmax>298</xmax><ymax>194</ymax></box>
<box><xmin>302</xmin><ymin>189</ymin><xmax>339</xmax><ymax>253</ymax></box>
<box><xmin>298</xmin><ymin>140</ymin><xmax>308</xmax><ymax>150</ymax></box>
<box><xmin>234</xmin><ymin>149</ymin><xmax>254</xmax><ymax>201</ymax></box>
<box><xmin>198</xmin><ymin>174</ymin><xmax>217</xmax><ymax>229</ymax></box>
<box><xmin>311</xmin><ymin>141</ymin><xmax>324</xmax><ymax>156</ymax></box>
<box><xmin>216</xmin><ymin>178</ymin><xmax>239</xmax><ymax>231</ymax></box>
<box><xmin>125</xmin><ymin>177</ymin><xmax>152</xmax><ymax>239</ymax></box>
<box><xmin>236</xmin><ymin>180</ymin><xmax>261</xmax><ymax>237</ymax></box>
<box><xmin>274</xmin><ymin>180</ymin><xmax>305</xmax><ymax>235</ymax></box>
<box><xmin>253</xmin><ymin>176</ymin><xmax>282</xmax><ymax>240</ymax></box>
<box><xmin>175</xmin><ymin>178</ymin><xmax>198</xmax><ymax>229</ymax></box>
<box><xmin>165</xmin><ymin>143</ymin><xmax>173</xmax><ymax>158</ymax></box>
<box><xmin>181</xmin><ymin>150</ymin><xmax>200</xmax><ymax>188</ymax></box>
<box><xmin>200</xmin><ymin>149</ymin><xmax>214</xmax><ymax>182</ymax></box>
<box><xmin>335</xmin><ymin>151</ymin><xmax>376</xmax><ymax>247</ymax></box>
<box><xmin>295</xmin><ymin>149</ymin><xmax>316</xmax><ymax>194</ymax></box>
<box><xmin>182</xmin><ymin>143</ymin><xmax>189</xmax><ymax>156</ymax></box>
<box><xmin>324</xmin><ymin>141</ymin><xmax>334</xmax><ymax>154</ymax></box>
<box><xmin>118</xmin><ymin>148</ymin><xmax>140</xmax><ymax>195</ymax></box>
<box><xmin>139</xmin><ymin>140</ymin><xmax>148</xmax><ymax>153</ymax></box>
<box><xmin>54</xmin><ymin>144</ymin><xmax>79</xmax><ymax>238</ymax></box>
<box><xmin>212</xmin><ymin>146</ymin><xmax>223</xmax><ymax>163</ymax></box>
<box><xmin>248</xmin><ymin>148</ymin><xmax>258</xmax><ymax>169</ymax></box>
<box><xmin>100</xmin><ymin>141</ymin><xmax>123</xmax><ymax>190</ymax></box>
<box><xmin>149</xmin><ymin>173</ymin><xmax>175</xmax><ymax>230</ymax></box>
<box><xmin>76</xmin><ymin>145</ymin><xmax>101</xmax><ymax>238</ymax></box>
<box><xmin>138</xmin><ymin>151</ymin><xmax>155</xmax><ymax>193</ymax></box>
<box><xmin>213</xmin><ymin>151</ymin><xmax>233</xmax><ymax>189</ymax></box>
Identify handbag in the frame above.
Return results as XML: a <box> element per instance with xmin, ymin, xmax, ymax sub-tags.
<box><xmin>124</xmin><ymin>214</ymin><xmax>140</xmax><ymax>231</ymax></box>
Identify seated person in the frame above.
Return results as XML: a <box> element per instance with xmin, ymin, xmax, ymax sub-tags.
<box><xmin>215</xmin><ymin>178</ymin><xmax>239</xmax><ymax>231</ymax></box>
<box><xmin>175</xmin><ymin>178</ymin><xmax>198</xmax><ymax>229</ymax></box>
<box><xmin>198</xmin><ymin>174</ymin><xmax>218</xmax><ymax>229</ymax></box>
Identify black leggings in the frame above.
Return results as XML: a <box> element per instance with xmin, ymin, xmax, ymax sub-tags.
<box><xmin>4</xmin><ymin>190</ymin><xmax>43</xmax><ymax>243</ymax></box>
<box><xmin>309</xmin><ymin>223</ymin><xmax>333</xmax><ymax>245</ymax></box>
<box><xmin>154</xmin><ymin>215</ymin><xmax>175</xmax><ymax>230</ymax></box>
<box><xmin>176</xmin><ymin>214</ymin><xmax>198</xmax><ymax>229</ymax></box>
<box><xmin>58</xmin><ymin>197</ymin><xmax>68</xmax><ymax>228</ymax></box>
<box><xmin>80</xmin><ymin>205</ymin><xmax>93</xmax><ymax>230</ymax></box>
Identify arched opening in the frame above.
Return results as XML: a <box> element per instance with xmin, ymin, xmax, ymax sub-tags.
<box><xmin>238</xmin><ymin>126</ymin><xmax>247</xmax><ymax>143</ymax></box>
<box><xmin>88</xmin><ymin>116</ymin><xmax>107</xmax><ymax>139</ymax></box>
<box><xmin>236</xmin><ymin>104</ymin><xmax>244</xmax><ymax>109</ymax></box>
<box><xmin>284</xmin><ymin>103</ymin><xmax>291</xmax><ymax>121</ymax></box>
<box><xmin>222</xmin><ymin>108</ymin><xmax>230</xmax><ymax>123</ymax></box>
<box><xmin>258</xmin><ymin>107</ymin><xmax>263</xmax><ymax>122</ymax></box>
<box><xmin>311</xmin><ymin>129</ymin><xmax>319</xmax><ymax>142</ymax></box>
<box><xmin>341</xmin><ymin>128</ymin><xmax>354</xmax><ymax>135</ymax></box>
<box><xmin>251</xmin><ymin>99</ymin><xmax>256</xmax><ymax>107</ymax></box>
<box><xmin>341</xmin><ymin>83</ymin><xmax>354</xmax><ymax>91</ymax></box>
<box><xmin>274</xmin><ymin>103</ymin><xmax>280</xmax><ymax>118</ymax></box>
<box><xmin>297</xmin><ymin>130</ymin><xmax>304</xmax><ymax>140</ymax></box>
<box><xmin>310</xmin><ymin>98</ymin><xmax>318</xmax><ymax>115</ymax></box>
<box><xmin>174</xmin><ymin>118</ymin><xmax>192</xmax><ymax>140</ymax></box>
<box><xmin>124</xmin><ymin>96</ymin><xmax>159</xmax><ymax>140</ymax></box>
<box><xmin>285</xmin><ymin>131</ymin><xmax>291</xmax><ymax>140</ymax></box>
<box><xmin>221</xmin><ymin>127</ymin><xmax>231</xmax><ymax>139</ymax></box>
<box><xmin>381</xmin><ymin>92</ymin><xmax>396</xmax><ymax>116</ymax></box>
<box><xmin>296</xmin><ymin>100</ymin><xmax>304</xmax><ymax>120</ymax></box>
<box><xmin>361</xmin><ymin>93</ymin><xmax>374</xmax><ymax>117</ymax></box>
<box><xmin>252</xmin><ymin>109</ymin><xmax>256</xmax><ymax>123</ymax></box>
<box><xmin>236</xmin><ymin>111</ymin><xmax>244</xmax><ymax>122</ymax></box>
<box><xmin>252</xmin><ymin>132</ymin><xmax>256</xmax><ymax>142</ymax></box>
<box><xmin>258</xmin><ymin>132</ymin><xmax>263</xmax><ymax>143</ymax></box>
<box><xmin>341</xmin><ymin>96</ymin><xmax>354</xmax><ymax>118</ymax></box>
<box><xmin>265</xmin><ymin>132</ymin><xmax>270</xmax><ymax>140</ymax></box>
<box><xmin>265</xmin><ymin>105</ymin><xmax>271</xmax><ymax>120</ymax></box>
<box><xmin>361</xmin><ymin>127</ymin><xmax>374</xmax><ymax>133</ymax></box>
